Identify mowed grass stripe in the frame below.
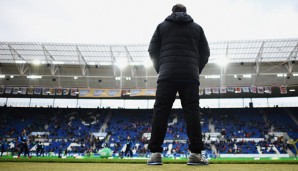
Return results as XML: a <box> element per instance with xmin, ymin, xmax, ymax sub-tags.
<box><xmin>0</xmin><ymin>162</ymin><xmax>298</xmax><ymax>171</ymax></box>
<box><xmin>0</xmin><ymin>157</ymin><xmax>297</xmax><ymax>164</ymax></box>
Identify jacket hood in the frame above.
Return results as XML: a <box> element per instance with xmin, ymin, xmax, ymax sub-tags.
<box><xmin>165</xmin><ymin>12</ymin><xmax>193</xmax><ymax>24</ymax></box>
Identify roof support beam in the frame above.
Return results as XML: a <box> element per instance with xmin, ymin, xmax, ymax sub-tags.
<box><xmin>220</xmin><ymin>44</ymin><xmax>228</xmax><ymax>87</ymax></box>
<box><xmin>42</xmin><ymin>45</ymin><xmax>59</xmax><ymax>77</ymax></box>
<box><xmin>255</xmin><ymin>42</ymin><xmax>265</xmax><ymax>74</ymax></box>
<box><xmin>8</xmin><ymin>44</ymin><xmax>30</xmax><ymax>76</ymax></box>
<box><xmin>0</xmin><ymin>65</ymin><xmax>3</xmax><ymax>86</ymax></box>
<box><xmin>76</xmin><ymin>46</ymin><xmax>88</xmax><ymax>76</ymax></box>
<box><xmin>77</xmin><ymin>46</ymin><xmax>89</xmax><ymax>87</ymax></box>
<box><xmin>124</xmin><ymin>46</ymin><xmax>134</xmax><ymax>62</ymax></box>
<box><xmin>110</xmin><ymin>46</ymin><xmax>117</xmax><ymax>77</ymax></box>
<box><xmin>285</xmin><ymin>42</ymin><xmax>298</xmax><ymax>74</ymax></box>
<box><xmin>253</xmin><ymin>41</ymin><xmax>265</xmax><ymax>85</ymax></box>
<box><xmin>125</xmin><ymin>46</ymin><xmax>135</xmax><ymax>80</ymax></box>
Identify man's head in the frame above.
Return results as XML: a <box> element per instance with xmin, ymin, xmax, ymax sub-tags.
<box><xmin>172</xmin><ymin>4</ymin><xmax>187</xmax><ymax>13</ymax></box>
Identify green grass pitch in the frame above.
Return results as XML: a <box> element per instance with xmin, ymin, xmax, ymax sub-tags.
<box><xmin>0</xmin><ymin>156</ymin><xmax>297</xmax><ymax>171</ymax></box>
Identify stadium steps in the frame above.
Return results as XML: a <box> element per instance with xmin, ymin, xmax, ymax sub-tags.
<box><xmin>208</xmin><ymin>117</ymin><xmax>215</xmax><ymax>133</ymax></box>
<box><xmin>105</xmin><ymin>134</ymin><xmax>111</xmax><ymax>143</ymax></box>
<box><xmin>211</xmin><ymin>144</ymin><xmax>218</xmax><ymax>156</ymax></box>
<box><xmin>286</xmin><ymin>148</ymin><xmax>295</xmax><ymax>157</ymax></box>
<box><xmin>257</xmin><ymin>146</ymin><xmax>262</xmax><ymax>154</ymax></box>
<box><xmin>168</xmin><ymin>115</ymin><xmax>178</xmax><ymax>126</ymax></box>
<box><xmin>286</xmin><ymin>108</ymin><xmax>298</xmax><ymax>126</ymax></box>
<box><xmin>168</xmin><ymin>144</ymin><xmax>173</xmax><ymax>154</ymax></box>
<box><xmin>66</xmin><ymin>142</ymin><xmax>81</xmax><ymax>151</ymax></box>
<box><xmin>100</xmin><ymin>110</ymin><xmax>112</xmax><ymax>132</ymax></box>
<box><xmin>261</xmin><ymin>109</ymin><xmax>269</xmax><ymax>126</ymax></box>
<box><xmin>272</xmin><ymin>145</ymin><xmax>280</xmax><ymax>154</ymax></box>
<box><xmin>121</xmin><ymin>144</ymin><xmax>126</xmax><ymax>152</ymax></box>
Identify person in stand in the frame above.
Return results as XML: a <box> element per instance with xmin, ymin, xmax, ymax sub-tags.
<box><xmin>36</xmin><ymin>141</ymin><xmax>42</xmax><ymax>157</ymax></box>
<box><xmin>58</xmin><ymin>146</ymin><xmax>63</xmax><ymax>158</ymax></box>
<box><xmin>18</xmin><ymin>130</ymin><xmax>30</xmax><ymax>158</ymax></box>
<box><xmin>124</xmin><ymin>138</ymin><xmax>133</xmax><ymax>158</ymax></box>
<box><xmin>64</xmin><ymin>148</ymin><xmax>68</xmax><ymax>157</ymax></box>
<box><xmin>40</xmin><ymin>143</ymin><xmax>45</xmax><ymax>157</ymax></box>
<box><xmin>147</xmin><ymin>4</ymin><xmax>210</xmax><ymax>165</ymax></box>
<box><xmin>0</xmin><ymin>138</ymin><xmax>6</xmax><ymax>157</ymax></box>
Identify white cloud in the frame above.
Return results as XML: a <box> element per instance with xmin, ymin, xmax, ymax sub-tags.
<box><xmin>0</xmin><ymin>0</ymin><xmax>298</xmax><ymax>43</ymax></box>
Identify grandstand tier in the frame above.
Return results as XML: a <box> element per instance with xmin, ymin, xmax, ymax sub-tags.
<box><xmin>1</xmin><ymin>107</ymin><xmax>297</xmax><ymax>158</ymax></box>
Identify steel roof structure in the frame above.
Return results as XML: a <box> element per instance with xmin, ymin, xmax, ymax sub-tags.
<box><xmin>0</xmin><ymin>38</ymin><xmax>298</xmax><ymax>98</ymax></box>
<box><xmin>0</xmin><ymin>38</ymin><xmax>297</xmax><ymax>65</ymax></box>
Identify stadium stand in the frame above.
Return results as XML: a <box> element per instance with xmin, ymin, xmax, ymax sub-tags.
<box><xmin>0</xmin><ymin>107</ymin><xmax>297</xmax><ymax>158</ymax></box>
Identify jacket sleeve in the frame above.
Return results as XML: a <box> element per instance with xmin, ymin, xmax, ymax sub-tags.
<box><xmin>148</xmin><ymin>25</ymin><xmax>161</xmax><ymax>73</ymax></box>
<box><xmin>198</xmin><ymin>28</ymin><xmax>210</xmax><ymax>74</ymax></box>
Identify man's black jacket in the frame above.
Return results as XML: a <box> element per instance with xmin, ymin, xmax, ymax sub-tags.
<box><xmin>148</xmin><ymin>12</ymin><xmax>210</xmax><ymax>83</ymax></box>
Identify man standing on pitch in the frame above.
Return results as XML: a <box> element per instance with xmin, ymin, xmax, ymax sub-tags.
<box><xmin>18</xmin><ymin>129</ymin><xmax>30</xmax><ymax>158</ymax></box>
<box><xmin>147</xmin><ymin>4</ymin><xmax>210</xmax><ymax>165</ymax></box>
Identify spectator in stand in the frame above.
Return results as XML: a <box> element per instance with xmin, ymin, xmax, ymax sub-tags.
<box><xmin>1</xmin><ymin>138</ymin><xmax>6</xmax><ymax>157</ymax></box>
<box><xmin>58</xmin><ymin>146</ymin><xmax>63</xmax><ymax>158</ymax></box>
<box><xmin>18</xmin><ymin>129</ymin><xmax>31</xmax><ymax>158</ymax></box>
<box><xmin>124</xmin><ymin>137</ymin><xmax>133</xmax><ymax>158</ymax></box>
<box><xmin>10</xmin><ymin>138</ymin><xmax>17</xmax><ymax>156</ymax></box>
<box><xmin>40</xmin><ymin>143</ymin><xmax>45</xmax><ymax>157</ymax></box>
<box><xmin>36</xmin><ymin>141</ymin><xmax>42</xmax><ymax>157</ymax></box>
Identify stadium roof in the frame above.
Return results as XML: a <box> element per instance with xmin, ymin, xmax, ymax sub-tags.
<box><xmin>0</xmin><ymin>38</ymin><xmax>298</xmax><ymax>98</ymax></box>
<box><xmin>1</xmin><ymin>38</ymin><xmax>297</xmax><ymax>65</ymax></box>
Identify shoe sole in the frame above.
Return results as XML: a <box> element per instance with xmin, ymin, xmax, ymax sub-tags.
<box><xmin>147</xmin><ymin>162</ymin><xmax>163</xmax><ymax>165</ymax></box>
<box><xmin>187</xmin><ymin>163</ymin><xmax>209</xmax><ymax>166</ymax></box>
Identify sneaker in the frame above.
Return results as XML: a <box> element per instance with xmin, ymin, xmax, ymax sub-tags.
<box><xmin>187</xmin><ymin>153</ymin><xmax>209</xmax><ymax>165</ymax></box>
<box><xmin>147</xmin><ymin>152</ymin><xmax>162</xmax><ymax>165</ymax></box>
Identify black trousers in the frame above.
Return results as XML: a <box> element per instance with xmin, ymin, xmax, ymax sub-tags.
<box><xmin>0</xmin><ymin>147</ymin><xmax>4</xmax><ymax>157</ymax></box>
<box><xmin>148</xmin><ymin>81</ymin><xmax>204</xmax><ymax>153</ymax></box>
<box><xmin>18</xmin><ymin>143</ymin><xmax>29</xmax><ymax>157</ymax></box>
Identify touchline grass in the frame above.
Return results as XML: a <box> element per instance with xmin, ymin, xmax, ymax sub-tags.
<box><xmin>0</xmin><ymin>162</ymin><xmax>298</xmax><ymax>171</ymax></box>
<box><xmin>0</xmin><ymin>156</ymin><xmax>297</xmax><ymax>164</ymax></box>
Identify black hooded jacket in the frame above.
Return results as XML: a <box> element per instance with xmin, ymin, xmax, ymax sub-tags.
<box><xmin>148</xmin><ymin>12</ymin><xmax>210</xmax><ymax>83</ymax></box>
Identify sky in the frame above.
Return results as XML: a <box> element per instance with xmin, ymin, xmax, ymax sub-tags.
<box><xmin>0</xmin><ymin>0</ymin><xmax>298</xmax><ymax>44</ymax></box>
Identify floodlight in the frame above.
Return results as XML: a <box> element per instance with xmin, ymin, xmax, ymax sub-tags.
<box><xmin>99</xmin><ymin>62</ymin><xmax>112</xmax><ymax>65</ymax></box>
<box><xmin>27</xmin><ymin>75</ymin><xmax>42</xmax><ymax>79</ymax></box>
<box><xmin>144</xmin><ymin>59</ymin><xmax>153</xmax><ymax>68</ymax></box>
<box><xmin>243</xmin><ymin>74</ymin><xmax>252</xmax><ymax>78</ymax></box>
<box><xmin>74</xmin><ymin>76</ymin><xmax>78</xmax><ymax>79</ymax></box>
<box><xmin>0</xmin><ymin>75</ymin><xmax>5</xmax><ymax>78</ymax></box>
<box><xmin>277</xmin><ymin>74</ymin><xmax>287</xmax><ymax>77</ymax></box>
<box><xmin>10</xmin><ymin>75</ymin><xmax>14</xmax><ymax>78</ymax></box>
<box><xmin>205</xmin><ymin>75</ymin><xmax>220</xmax><ymax>79</ymax></box>
<box><xmin>115</xmin><ymin>58</ymin><xmax>128</xmax><ymax>69</ymax></box>
<box><xmin>15</xmin><ymin>60</ymin><xmax>26</xmax><ymax>64</ymax></box>
<box><xmin>32</xmin><ymin>60</ymin><xmax>41</xmax><ymax>65</ymax></box>
<box><xmin>129</xmin><ymin>61</ymin><xmax>142</xmax><ymax>66</ymax></box>
<box><xmin>52</xmin><ymin>61</ymin><xmax>65</xmax><ymax>65</ymax></box>
<box><xmin>215</xmin><ymin>57</ymin><xmax>229</xmax><ymax>67</ymax></box>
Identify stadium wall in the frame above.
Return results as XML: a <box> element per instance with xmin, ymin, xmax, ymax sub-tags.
<box><xmin>1</xmin><ymin>96</ymin><xmax>298</xmax><ymax>108</ymax></box>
